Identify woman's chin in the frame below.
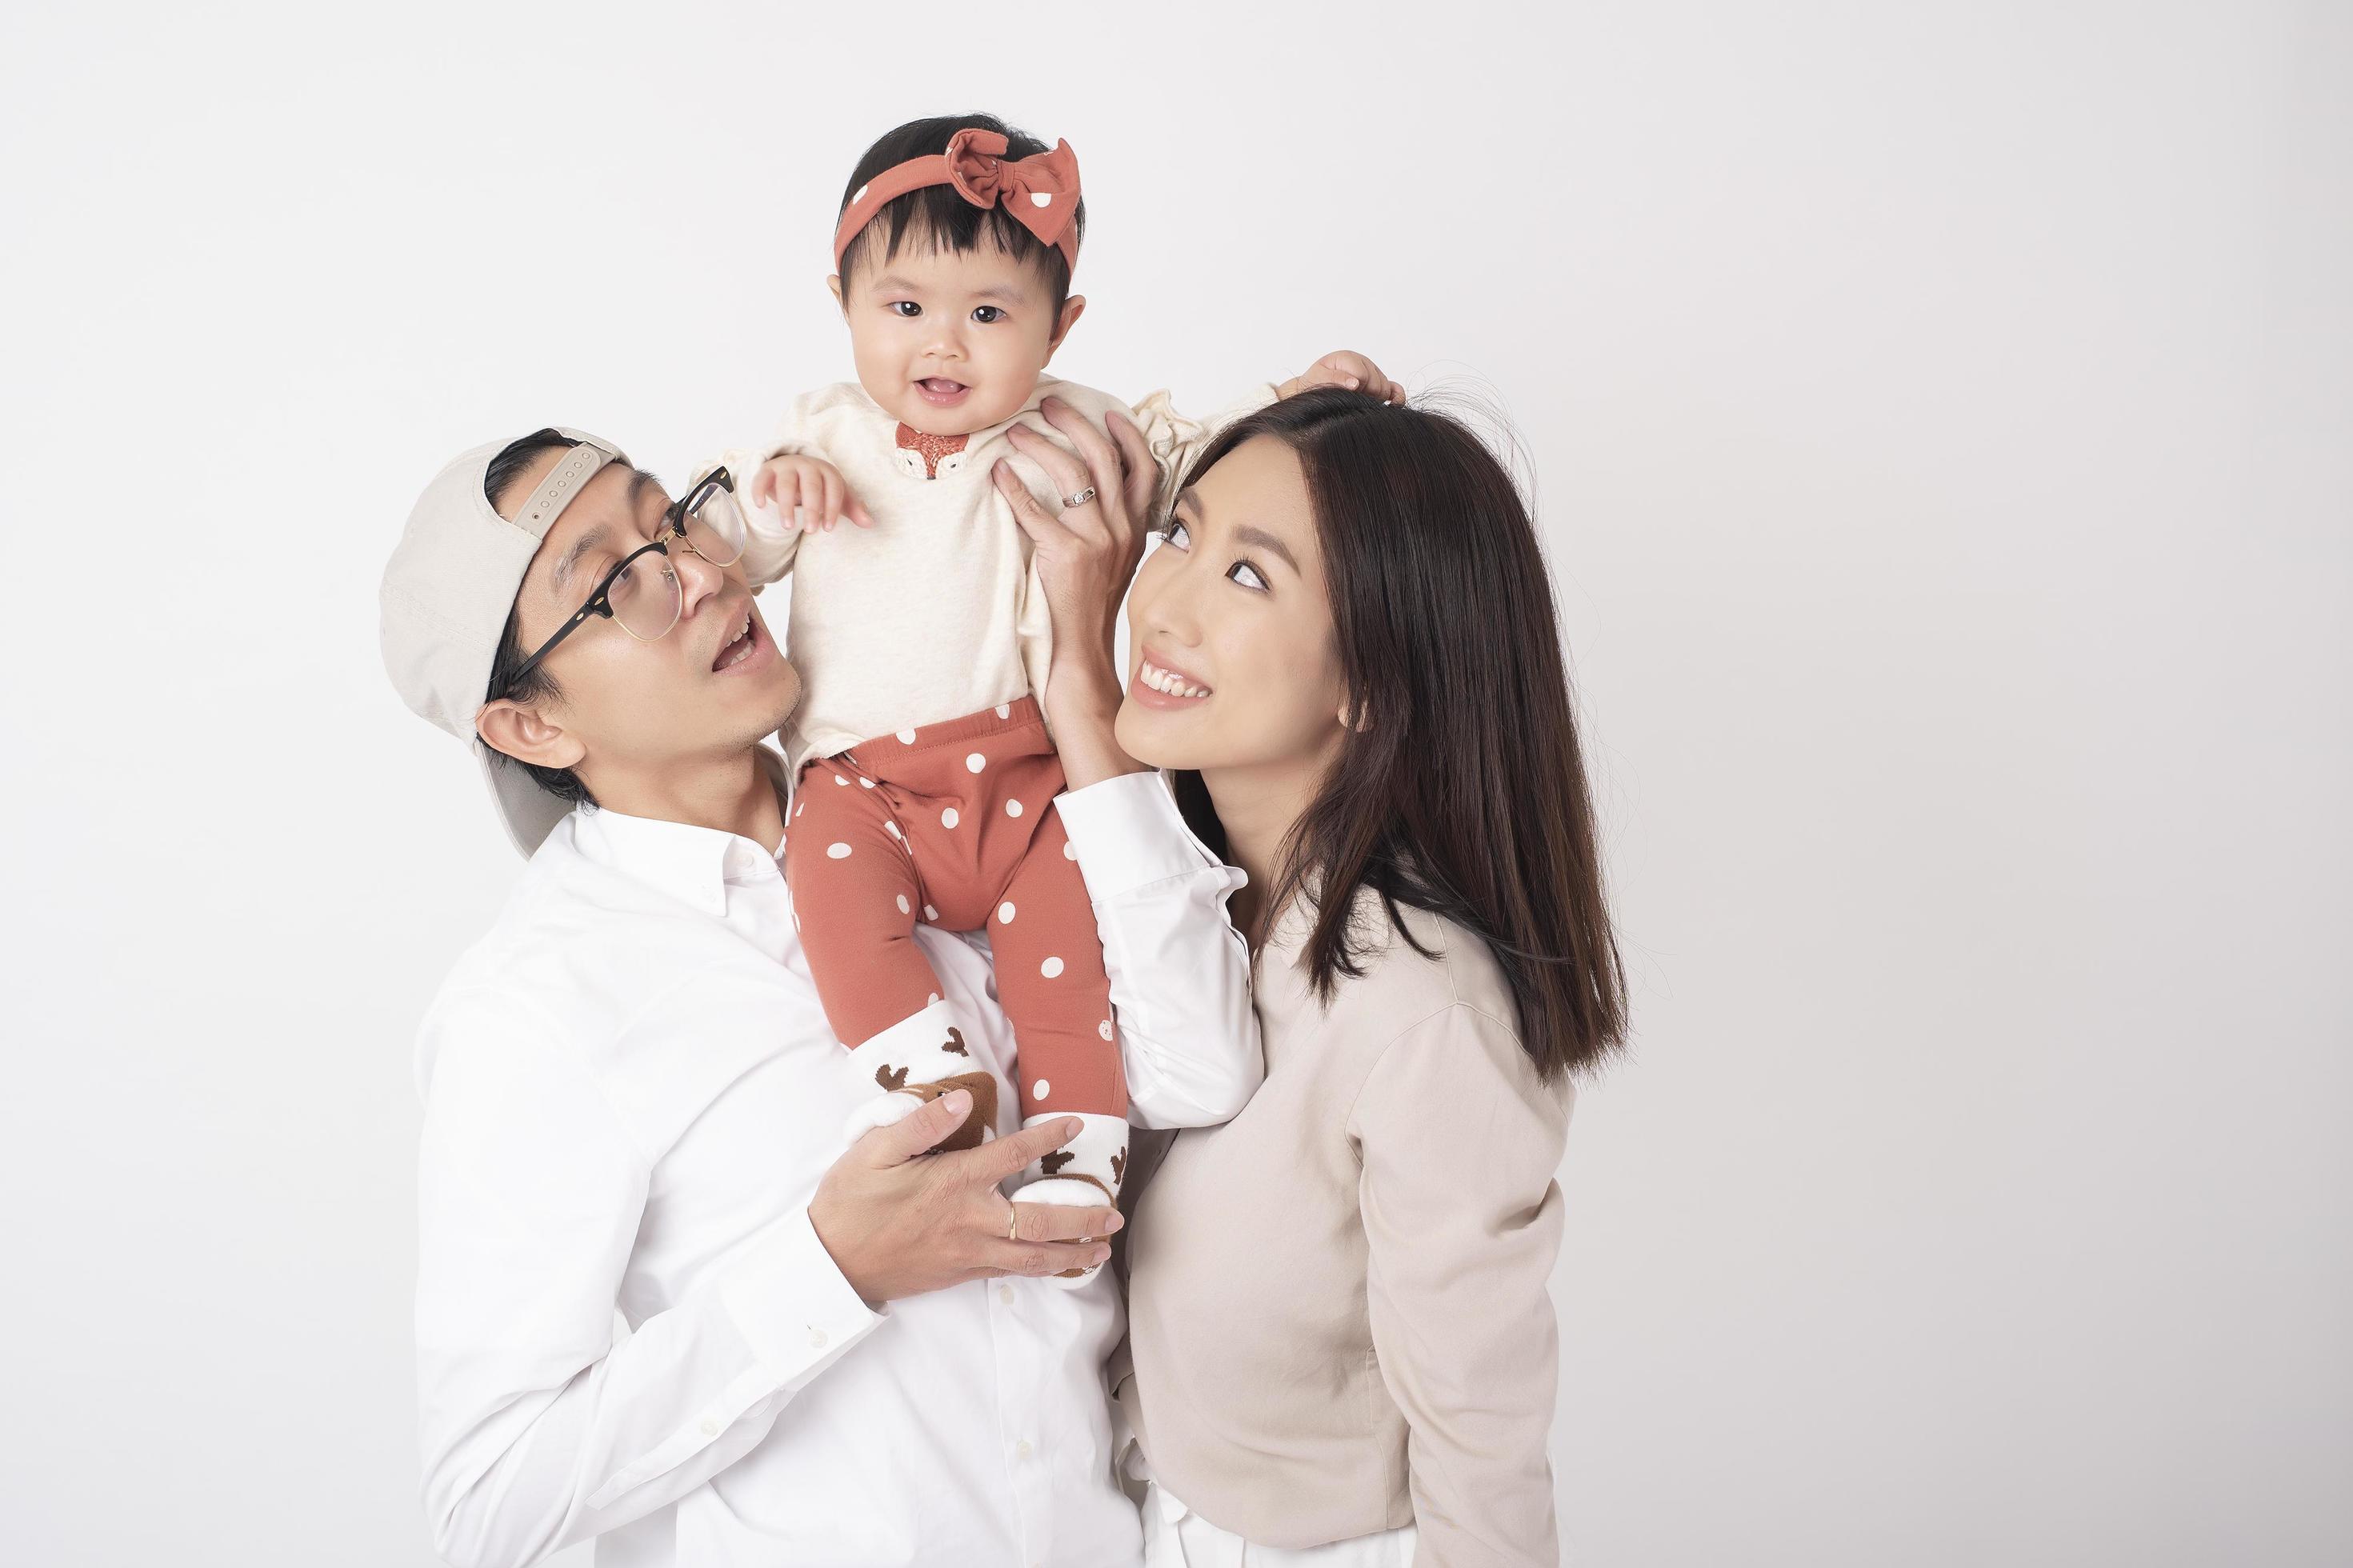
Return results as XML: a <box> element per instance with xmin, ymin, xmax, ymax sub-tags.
<box><xmin>1113</xmin><ymin>698</ymin><xmax>1188</xmax><ymax>769</ymax></box>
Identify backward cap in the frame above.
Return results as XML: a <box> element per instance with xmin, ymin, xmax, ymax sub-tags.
<box><xmin>379</xmin><ymin>426</ymin><xmax>626</xmax><ymax>855</ymax></box>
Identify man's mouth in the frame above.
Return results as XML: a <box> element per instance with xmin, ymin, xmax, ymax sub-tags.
<box><xmin>914</xmin><ymin>377</ymin><xmax>970</xmax><ymax>405</ymax></box>
<box><xmin>712</xmin><ymin>606</ymin><xmax>760</xmax><ymax>672</ymax></box>
<box><xmin>1132</xmin><ymin>654</ymin><xmax>1214</xmax><ymax>705</ymax></box>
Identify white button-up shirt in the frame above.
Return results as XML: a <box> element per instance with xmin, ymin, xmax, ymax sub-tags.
<box><xmin>413</xmin><ymin>769</ymin><xmax>1259</xmax><ymax>1568</ymax></box>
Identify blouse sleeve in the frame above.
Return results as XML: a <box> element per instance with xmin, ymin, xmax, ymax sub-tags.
<box><xmin>1347</xmin><ymin>1001</ymin><xmax>1575</xmax><ymax>1566</ymax></box>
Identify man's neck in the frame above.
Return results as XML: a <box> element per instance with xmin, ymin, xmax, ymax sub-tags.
<box><xmin>583</xmin><ymin>747</ymin><xmax>786</xmax><ymax>849</ymax></box>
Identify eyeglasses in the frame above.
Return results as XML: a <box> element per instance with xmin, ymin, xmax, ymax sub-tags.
<box><xmin>502</xmin><ymin>468</ymin><xmax>750</xmax><ymax>693</ymax></box>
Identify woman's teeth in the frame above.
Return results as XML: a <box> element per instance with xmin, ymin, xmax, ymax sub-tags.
<box><xmin>1139</xmin><ymin>660</ymin><xmax>1211</xmax><ymax>698</ymax></box>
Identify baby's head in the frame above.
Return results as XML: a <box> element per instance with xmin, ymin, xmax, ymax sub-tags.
<box><xmin>827</xmin><ymin>114</ymin><xmax>1089</xmax><ymax>437</ymax></box>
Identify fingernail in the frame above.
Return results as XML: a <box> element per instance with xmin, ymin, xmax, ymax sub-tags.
<box><xmin>1106</xmin><ymin>1213</ymin><xmax>1125</xmax><ymax>1232</ymax></box>
<box><xmin>1345</xmin><ymin>376</ymin><xmax>1361</xmax><ymax>388</ymax></box>
<box><xmin>944</xmin><ymin>1090</ymin><xmax>970</xmax><ymax>1111</ymax></box>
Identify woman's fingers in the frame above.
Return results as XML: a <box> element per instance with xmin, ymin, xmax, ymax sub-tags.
<box><xmin>1105</xmin><ymin>409</ymin><xmax>1158</xmax><ymax>525</ymax></box>
<box><xmin>992</xmin><ymin>458</ymin><xmax>1066</xmax><ymax>550</ymax></box>
<box><xmin>1003</xmin><ymin>421</ymin><xmax>1094</xmax><ymax>505</ymax></box>
<box><xmin>1036</xmin><ymin>398</ymin><xmax>1128</xmax><ymax>514</ymax></box>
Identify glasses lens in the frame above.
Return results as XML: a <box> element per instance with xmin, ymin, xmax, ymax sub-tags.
<box><xmin>607</xmin><ymin>548</ymin><xmax>682</xmax><ymax>641</ymax></box>
<box><xmin>682</xmin><ymin>478</ymin><xmax>746</xmax><ymax>567</ymax></box>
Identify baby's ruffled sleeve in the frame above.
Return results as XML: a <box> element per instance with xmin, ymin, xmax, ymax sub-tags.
<box><xmin>1126</xmin><ymin>382</ymin><xmax>1281</xmax><ymax>521</ymax></box>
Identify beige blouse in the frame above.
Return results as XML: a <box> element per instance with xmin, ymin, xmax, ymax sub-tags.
<box><xmin>1115</xmin><ymin>886</ymin><xmax>1577</xmax><ymax>1564</ymax></box>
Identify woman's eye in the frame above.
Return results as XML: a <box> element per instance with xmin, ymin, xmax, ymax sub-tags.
<box><xmin>1159</xmin><ymin>519</ymin><xmax>1191</xmax><ymax>549</ymax></box>
<box><xmin>890</xmin><ymin>301</ymin><xmax>921</xmax><ymax>318</ymax></box>
<box><xmin>1228</xmin><ymin>562</ymin><xmax>1270</xmax><ymax>592</ymax></box>
<box><xmin>972</xmin><ymin>306</ymin><xmax>1005</xmax><ymax>324</ymax></box>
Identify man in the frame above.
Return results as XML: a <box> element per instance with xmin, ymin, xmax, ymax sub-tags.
<box><xmin>380</xmin><ymin>416</ymin><xmax>1259</xmax><ymax>1566</ymax></box>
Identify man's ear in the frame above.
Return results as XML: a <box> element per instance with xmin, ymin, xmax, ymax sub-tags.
<box><xmin>476</xmin><ymin>698</ymin><xmax>586</xmax><ymax>773</ymax></box>
<box><xmin>1045</xmin><ymin>294</ymin><xmax>1087</xmax><ymax>358</ymax></box>
<box><xmin>826</xmin><ymin>274</ymin><xmax>845</xmax><ymax>314</ymax></box>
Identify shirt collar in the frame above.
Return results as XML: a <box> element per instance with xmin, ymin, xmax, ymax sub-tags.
<box><xmin>562</xmin><ymin>746</ymin><xmax>792</xmax><ymax>918</ymax></box>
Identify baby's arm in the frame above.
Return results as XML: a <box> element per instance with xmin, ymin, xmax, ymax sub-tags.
<box><xmin>705</xmin><ymin>404</ymin><xmax>870</xmax><ymax>587</ymax></box>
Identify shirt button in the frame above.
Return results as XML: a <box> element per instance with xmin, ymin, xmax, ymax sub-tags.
<box><xmin>1014</xmin><ymin>1438</ymin><xmax>1032</xmax><ymax>1461</ymax></box>
<box><xmin>998</xmin><ymin>1284</ymin><xmax>1016</xmax><ymax>1306</ymax></box>
<box><xmin>809</xmin><ymin>1326</ymin><xmax>829</xmax><ymax>1348</ymax></box>
<box><xmin>699</xmin><ymin>1419</ymin><xmax>719</xmax><ymax>1437</ymax></box>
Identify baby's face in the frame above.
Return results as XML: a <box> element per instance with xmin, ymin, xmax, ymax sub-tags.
<box><xmin>834</xmin><ymin>238</ymin><xmax>1077</xmax><ymax>436</ymax></box>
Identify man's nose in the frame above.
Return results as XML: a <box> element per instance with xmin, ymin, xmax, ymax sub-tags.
<box><xmin>675</xmin><ymin>542</ymin><xmax>729</xmax><ymax>617</ymax></box>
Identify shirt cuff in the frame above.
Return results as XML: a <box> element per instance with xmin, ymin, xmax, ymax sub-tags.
<box><xmin>1054</xmin><ymin>771</ymin><xmax>1221</xmax><ymax>899</ymax></box>
<box><xmin>718</xmin><ymin>1206</ymin><xmax>885</xmax><ymax>1381</ymax></box>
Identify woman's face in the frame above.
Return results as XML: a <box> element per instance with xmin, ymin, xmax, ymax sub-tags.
<box><xmin>1114</xmin><ymin>434</ymin><xmax>1351</xmax><ymax>780</ymax></box>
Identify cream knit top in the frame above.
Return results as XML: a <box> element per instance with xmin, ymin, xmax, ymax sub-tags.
<box><xmin>715</xmin><ymin>376</ymin><xmax>1267</xmax><ymax>776</ymax></box>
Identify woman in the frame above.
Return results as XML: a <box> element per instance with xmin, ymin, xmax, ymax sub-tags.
<box><xmin>1003</xmin><ymin>386</ymin><xmax>1626</xmax><ymax>1564</ymax></box>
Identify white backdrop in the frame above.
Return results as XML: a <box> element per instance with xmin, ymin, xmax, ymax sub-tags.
<box><xmin>2</xmin><ymin>2</ymin><xmax>2347</xmax><ymax>1564</ymax></box>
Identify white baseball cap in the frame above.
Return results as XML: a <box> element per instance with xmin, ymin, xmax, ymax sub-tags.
<box><xmin>380</xmin><ymin>427</ymin><xmax>628</xmax><ymax>856</ymax></box>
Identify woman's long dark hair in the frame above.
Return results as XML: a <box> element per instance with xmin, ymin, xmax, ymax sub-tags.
<box><xmin>1172</xmin><ymin>387</ymin><xmax>1627</xmax><ymax>1082</ymax></box>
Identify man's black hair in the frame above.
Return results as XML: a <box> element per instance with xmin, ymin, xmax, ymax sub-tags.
<box><xmin>481</xmin><ymin>428</ymin><xmax>594</xmax><ymax>809</ymax></box>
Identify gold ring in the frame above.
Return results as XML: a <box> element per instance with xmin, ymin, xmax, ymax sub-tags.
<box><xmin>1007</xmin><ymin>1204</ymin><xmax>1020</xmax><ymax>1242</ymax></box>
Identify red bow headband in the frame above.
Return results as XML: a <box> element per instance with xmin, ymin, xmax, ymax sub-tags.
<box><xmin>832</xmin><ymin>127</ymin><xmax>1082</xmax><ymax>277</ymax></box>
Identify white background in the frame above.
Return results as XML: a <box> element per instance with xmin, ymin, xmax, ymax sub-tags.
<box><xmin>2</xmin><ymin>2</ymin><xmax>2346</xmax><ymax>1564</ymax></box>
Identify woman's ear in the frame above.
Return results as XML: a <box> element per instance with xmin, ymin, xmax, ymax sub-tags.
<box><xmin>476</xmin><ymin>699</ymin><xmax>586</xmax><ymax>773</ymax></box>
<box><xmin>1338</xmin><ymin>695</ymin><xmax>1372</xmax><ymax>734</ymax></box>
<box><xmin>1046</xmin><ymin>294</ymin><xmax>1087</xmax><ymax>358</ymax></box>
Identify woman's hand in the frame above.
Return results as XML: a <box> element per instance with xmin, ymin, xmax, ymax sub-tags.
<box><xmin>993</xmin><ymin>397</ymin><xmax>1160</xmax><ymax>787</ymax></box>
<box><xmin>1278</xmin><ymin>349</ymin><xmax>1407</xmax><ymax>405</ymax></box>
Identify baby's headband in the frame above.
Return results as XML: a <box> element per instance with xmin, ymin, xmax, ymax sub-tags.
<box><xmin>832</xmin><ymin>127</ymin><xmax>1082</xmax><ymax>277</ymax></box>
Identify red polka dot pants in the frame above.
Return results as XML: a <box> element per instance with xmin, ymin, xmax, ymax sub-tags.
<box><xmin>784</xmin><ymin>695</ymin><xmax>1129</xmax><ymax>1121</ymax></box>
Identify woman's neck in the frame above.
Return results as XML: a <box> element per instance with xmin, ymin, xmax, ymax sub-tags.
<box><xmin>1201</xmin><ymin>752</ymin><xmax>1332</xmax><ymax>940</ymax></box>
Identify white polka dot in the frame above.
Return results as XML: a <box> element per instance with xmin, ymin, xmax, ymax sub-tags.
<box><xmin>923</xmin><ymin>905</ymin><xmax>938</xmax><ymax>922</ymax></box>
<box><xmin>998</xmin><ymin>901</ymin><xmax>1016</xmax><ymax>924</ymax></box>
<box><xmin>966</xmin><ymin>752</ymin><xmax>986</xmax><ymax>774</ymax></box>
<box><xmin>854</xmin><ymin>182</ymin><xmax>870</xmax><ymax>203</ymax></box>
<box><xmin>942</xmin><ymin>806</ymin><xmax>960</xmax><ymax>830</ymax></box>
<box><xmin>1098</xmin><ymin>1019</ymin><xmax>1114</xmax><ymax>1041</ymax></box>
<box><xmin>927</xmin><ymin>991</ymin><xmax>940</xmax><ymax>1006</ymax></box>
<box><xmin>897</xmin><ymin>729</ymin><xmax>917</xmax><ymax>743</ymax></box>
<box><xmin>795</xmin><ymin>801</ymin><xmax>805</xmax><ymax>818</ymax></box>
<box><xmin>995</xmin><ymin>703</ymin><xmax>1010</xmax><ymax>719</ymax></box>
<box><xmin>859</xmin><ymin>777</ymin><xmax>875</xmax><ymax>788</ymax></box>
<box><xmin>1030</xmin><ymin>192</ymin><xmax>1051</xmax><ymax>207</ymax></box>
<box><xmin>1034</xmin><ymin>1078</ymin><xmax>1052</xmax><ymax>1099</ymax></box>
<box><xmin>1006</xmin><ymin>798</ymin><xmax>1023</xmax><ymax>818</ymax></box>
<box><xmin>896</xmin><ymin>894</ymin><xmax>911</xmax><ymax>914</ymax></box>
<box><xmin>827</xmin><ymin>842</ymin><xmax>852</xmax><ymax>859</ymax></box>
<box><xmin>884</xmin><ymin>820</ymin><xmax>901</xmax><ymax>838</ymax></box>
<box><xmin>1040</xmin><ymin>956</ymin><xmax>1064</xmax><ymax>978</ymax></box>
<box><xmin>833</xmin><ymin>774</ymin><xmax>849</xmax><ymax>786</ymax></box>
<box><xmin>1062</xmin><ymin>839</ymin><xmax>1077</xmax><ymax>859</ymax></box>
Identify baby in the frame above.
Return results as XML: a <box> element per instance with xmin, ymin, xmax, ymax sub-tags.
<box><xmin>715</xmin><ymin>114</ymin><xmax>1395</xmax><ymax>1269</ymax></box>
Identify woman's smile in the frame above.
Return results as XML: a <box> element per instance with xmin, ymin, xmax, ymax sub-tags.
<box><xmin>1130</xmin><ymin>651</ymin><xmax>1215</xmax><ymax>707</ymax></box>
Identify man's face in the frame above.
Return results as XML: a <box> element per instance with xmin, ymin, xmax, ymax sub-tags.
<box><xmin>834</xmin><ymin>234</ymin><xmax>1080</xmax><ymax>436</ymax></box>
<box><xmin>481</xmin><ymin>454</ymin><xmax>800</xmax><ymax>790</ymax></box>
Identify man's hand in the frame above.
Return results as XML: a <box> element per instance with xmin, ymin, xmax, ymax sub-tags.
<box><xmin>1279</xmin><ymin>350</ymin><xmax>1407</xmax><ymax>405</ymax></box>
<box><xmin>748</xmin><ymin>454</ymin><xmax>874</xmax><ymax>534</ymax></box>
<box><xmin>807</xmin><ymin>1089</ymin><xmax>1121</xmax><ymax>1304</ymax></box>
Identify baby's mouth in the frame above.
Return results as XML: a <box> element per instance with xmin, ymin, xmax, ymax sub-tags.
<box><xmin>914</xmin><ymin>377</ymin><xmax>970</xmax><ymax>402</ymax></box>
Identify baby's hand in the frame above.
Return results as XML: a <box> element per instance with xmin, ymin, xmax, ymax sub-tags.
<box><xmin>1279</xmin><ymin>350</ymin><xmax>1406</xmax><ymax>406</ymax></box>
<box><xmin>748</xmin><ymin>454</ymin><xmax>874</xmax><ymax>534</ymax></box>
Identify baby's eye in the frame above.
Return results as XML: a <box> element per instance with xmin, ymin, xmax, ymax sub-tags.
<box><xmin>1158</xmin><ymin>518</ymin><xmax>1191</xmax><ymax>550</ymax></box>
<box><xmin>890</xmin><ymin>301</ymin><xmax>922</xmax><ymax>318</ymax></box>
<box><xmin>1228</xmin><ymin>562</ymin><xmax>1269</xmax><ymax>592</ymax></box>
<box><xmin>972</xmin><ymin>306</ymin><xmax>1006</xmax><ymax>324</ymax></box>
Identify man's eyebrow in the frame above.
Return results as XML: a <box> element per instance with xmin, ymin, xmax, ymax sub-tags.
<box><xmin>550</xmin><ymin>524</ymin><xmax>608</xmax><ymax>595</ymax></box>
